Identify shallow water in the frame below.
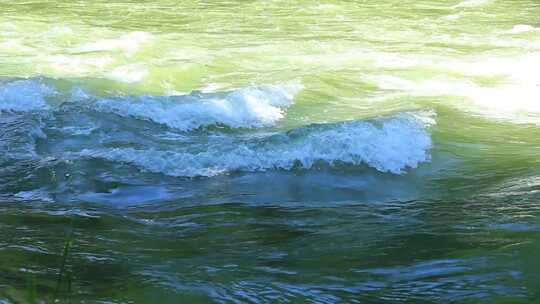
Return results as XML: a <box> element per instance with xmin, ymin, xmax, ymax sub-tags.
<box><xmin>1</xmin><ymin>0</ymin><xmax>540</xmax><ymax>303</ymax></box>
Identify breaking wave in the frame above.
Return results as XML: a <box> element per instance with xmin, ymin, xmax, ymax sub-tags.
<box><xmin>0</xmin><ymin>79</ymin><xmax>55</xmax><ymax>112</ymax></box>
<box><xmin>93</xmin><ymin>84</ymin><xmax>301</xmax><ymax>130</ymax></box>
<box><xmin>0</xmin><ymin>78</ymin><xmax>301</xmax><ymax>130</ymax></box>
<box><xmin>74</xmin><ymin>113</ymin><xmax>434</xmax><ymax>177</ymax></box>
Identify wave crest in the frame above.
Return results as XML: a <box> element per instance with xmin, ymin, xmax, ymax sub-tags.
<box><xmin>75</xmin><ymin>113</ymin><xmax>434</xmax><ymax>177</ymax></box>
<box><xmin>0</xmin><ymin>79</ymin><xmax>55</xmax><ymax>112</ymax></box>
<box><xmin>93</xmin><ymin>84</ymin><xmax>301</xmax><ymax>130</ymax></box>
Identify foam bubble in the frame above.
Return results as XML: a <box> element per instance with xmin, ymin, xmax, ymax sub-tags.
<box><xmin>74</xmin><ymin>112</ymin><xmax>434</xmax><ymax>177</ymax></box>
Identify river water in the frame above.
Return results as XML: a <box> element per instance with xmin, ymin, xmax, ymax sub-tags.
<box><xmin>1</xmin><ymin>0</ymin><xmax>540</xmax><ymax>302</ymax></box>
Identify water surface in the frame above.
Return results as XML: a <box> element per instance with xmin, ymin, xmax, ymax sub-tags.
<box><xmin>1</xmin><ymin>0</ymin><xmax>540</xmax><ymax>302</ymax></box>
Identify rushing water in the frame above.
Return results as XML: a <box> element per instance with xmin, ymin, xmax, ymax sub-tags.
<box><xmin>1</xmin><ymin>0</ymin><xmax>540</xmax><ymax>302</ymax></box>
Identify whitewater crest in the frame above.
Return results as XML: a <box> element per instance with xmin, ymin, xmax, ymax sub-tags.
<box><xmin>0</xmin><ymin>79</ymin><xmax>56</xmax><ymax>112</ymax></box>
<box><xmin>74</xmin><ymin>112</ymin><xmax>434</xmax><ymax>177</ymax></box>
<box><xmin>0</xmin><ymin>78</ymin><xmax>302</xmax><ymax>130</ymax></box>
<box><xmin>93</xmin><ymin>83</ymin><xmax>302</xmax><ymax>130</ymax></box>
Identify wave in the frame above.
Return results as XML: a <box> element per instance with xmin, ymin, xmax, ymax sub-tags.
<box><xmin>72</xmin><ymin>112</ymin><xmax>434</xmax><ymax>177</ymax></box>
<box><xmin>92</xmin><ymin>83</ymin><xmax>301</xmax><ymax>130</ymax></box>
<box><xmin>0</xmin><ymin>79</ymin><xmax>55</xmax><ymax>112</ymax></box>
<box><xmin>0</xmin><ymin>113</ymin><xmax>46</xmax><ymax>160</ymax></box>
<box><xmin>0</xmin><ymin>78</ymin><xmax>301</xmax><ymax>130</ymax></box>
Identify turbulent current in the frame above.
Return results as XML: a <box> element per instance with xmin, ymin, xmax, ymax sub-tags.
<box><xmin>1</xmin><ymin>0</ymin><xmax>540</xmax><ymax>303</ymax></box>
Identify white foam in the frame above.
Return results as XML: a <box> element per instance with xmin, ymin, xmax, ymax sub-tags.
<box><xmin>93</xmin><ymin>83</ymin><xmax>302</xmax><ymax>130</ymax></box>
<box><xmin>373</xmin><ymin>75</ymin><xmax>540</xmax><ymax>124</ymax></box>
<box><xmin>71</xmin><ymin>31</ymin><xmax>153</xmax><ymax>55</ymax></box>
<box><xmin>451</xmin><ymin>0</ymin><xmax>489</xmax><ymax>9</ymax></box>
<box><xmin>315</xmin><ymin>4</ymin><xmax>338</xmax><ymax>10</ymax></box>
<box><xmin>106</xmin><ymin>63</ymin><xmax>149</xmax><ymax>83</ymax></box>
<box><xmin>444</xmin><ymin>13</ymin><xmax>464</xmax><ymax>21</ymax></box>
<box><xmin>502</xmin><ymin>24</ymin><xmax>540</xmax><ymax>34</ymax></box>
<box><xmin>201</xmin><ymin>83</ymin><xmax>226</xmax><ymax>93</ymax></box>
<box><xmin>0</xmin><ymin>79</ymin><xmax>55</xmax><ymax>112</ymax></box>
<box><xmin>367</xmin><ymin>52</ymin><xmax>540</xmax><ymax>124</ymax></box>
<box><xmin>75</xmin><ymin>113</ymin><xmax>434</xmax><ymax>177</ymax></box>
<box><xmin>42</xmin><ymin>54</ymin><xmax>114</xmax><ymax>74</ymax></box>
<box><xmin>0</xmin><ymin>39</ymin><xmax>35</xmax><ymax>54</ymax></box>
